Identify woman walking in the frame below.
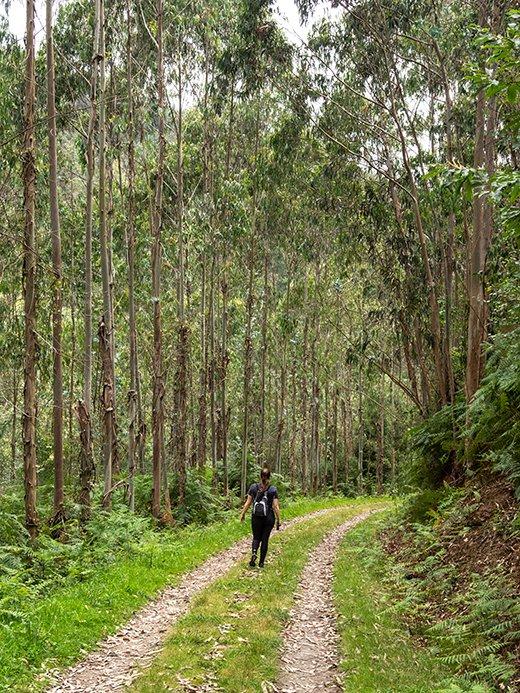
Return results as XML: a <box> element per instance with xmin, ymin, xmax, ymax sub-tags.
<box><xmin>240</xmin><ymin>466</ymin><xmax>281</xmax><ymax>567</ymax></box>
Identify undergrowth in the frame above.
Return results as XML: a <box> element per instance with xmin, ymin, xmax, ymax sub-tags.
<box><xmin>384</xmin><ymin>484</ymin><xmax>520</xmax><ymax>691</ymax></box>
<box><xmin>334</xmin><ymin>513</ymin><xmax>465</xmax><ymax>692</ymax></box>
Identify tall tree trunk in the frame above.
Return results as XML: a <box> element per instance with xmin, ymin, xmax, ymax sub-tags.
<box><xmin>68</xmin><ymin>226</ymin><xmax>76</xmax><ymax>473</ymax></box>
<box><xmin>289</xmin><ymin>359</ymin><xmax>297</xmax><ymax>487</ymax></box>
<box><xmin>240</xmin><ymin>101</ymin><xmax>260</xmax><ymax>498</ymax></box>
<box><xmin>22</xmin><ymin>0</ymin><xmax>38</xmax><ymax>540</ymax></box>
<box><xmin>208</xmin><ymin>251</ymin><xmax>218</xmax><ymax>483</ymax></box>
<box><xmin>220</xmin><ymin>272</ymin><xmax>229</xmax><ymax>495</ymax></box>
<box><xmin>11</xmin><ymin>318</ymin><xmax>18</xmax><ymax>482</ymax></box>
<box><xmin>47</xmin><ymin>0</ymin><xmax>65</xmax><ymax>524</ymax></box>
<box><xmin>175</xmin><ymin>33</ymin><xmax>188</xmax><ymax>507</ymax></box>
<box><xmin>125</xmin><ymin>0</ymin><xmax>140</xmax><ymax>511</ymax></box>
<box><xmin>300</xmin><ymin>279</ymin><xmax>309</xmax><ymax>493</ymax></box>
<box><xmin>241</xmin><ymin>236</ymin><xmax>254</xmax><ymax>499</ymax></box>
<box><xmin>79</xmin><ymin>0</ymin><xmax>99</xmax><ymax>517</ymax></box>
<box><xmin>332</xmin><ymin>386</ymin><xmax>338</xmax><ymax>494</ymax></box>
<box><xmin>197</xmin><ymin>256</ymin><xmax>207</xmax><ymax>471</ymax></box>
<box><xmin>376</xmin><ymin>375</ymin><xmax>385</xmax><ymax>495</ymax></box>
<box><xmin>357</xmin><ymin>353</ymin><xmax>364</xmax><ymax>495</ymax></box>
<box><xmin>151</xmin><ymin>0</ymin><xmax>166</xmax><ymax>519</ymax></box>
<box><xmin>98</xmin><ymin>0</ymin><xmax>116</xmax><ymax>506</ymax></box>
<box><xmin>259</xmin><ymin>253</ymin><xmax>269</xmax><ymax>460</ymax></box>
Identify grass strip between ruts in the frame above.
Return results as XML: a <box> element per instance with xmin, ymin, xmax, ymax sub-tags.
<box><xmin>1</xmin><ymin>496</ymin><xmax>357</xmax><ymax>692</ymax></box>
<box><xmin>334</xmin><ymin>512</ymin><xmax>468</xmax><ymax>692</ymax></box>
<box><xmin>131</xmin><ymin>498</ymin><xmax>387</xmax><ymax>693</ymax></box>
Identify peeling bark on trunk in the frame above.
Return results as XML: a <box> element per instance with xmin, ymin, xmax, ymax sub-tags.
<box><xmin>98</xmin><ymin>0</ymin><xmax>117</xmax><ymax>502</ymax></box>
<box><xmin>99</xmin><ymin>317</ymin><xmax>115</xmax><ymax>509</ymax></box>
<box><xmin>80</xmin><ymin>0</ymin><xmax>99</xmax><ymax>506</ymax></box>
<box><xmin>22</xmin><ymin>0</ymin><xmax>38</xmax><ymax>540</ymax></box>
<box><xmin>77</xmin><ymin>399</ymin><xmax>95</xmax><ymax>522</ymax></box>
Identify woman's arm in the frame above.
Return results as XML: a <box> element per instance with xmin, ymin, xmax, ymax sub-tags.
<box><xmin>239</xmin><ymin>495</ymin><xmax>253</xmax><ymax>521</ymax></box>
<box><xmin>273</xmin><ymin>498</ymin><xmax>281</xmax><ymax>529</ymax></box>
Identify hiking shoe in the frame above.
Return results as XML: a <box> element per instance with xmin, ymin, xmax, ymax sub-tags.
<box><xmin>249</xmin><ymin>555</ymin><xmax>256</xmax><ymax>568</ymax></box>
<box><xmin>258</xmin><ymin>560</ymin><xmax>264</xmax><ymax>568</ymax></box>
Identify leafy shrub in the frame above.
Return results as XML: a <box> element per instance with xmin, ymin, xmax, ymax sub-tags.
<box><xmin>429</xmin><ymin>572</ymin><xmax>520</xmax><ymax>688</ymax></box>
<box><xmin>467</xmin><ymin>330</ymin><xmax>520</xmax><ymax>495</ymax></box>
<box><xmin>400</xmin><ymin>487</ymin><xmax>455</xmax><ymax>525</ymax></box>
<box><xmin>410</xmin><ymin>401</ymin><xmax>465</xmax><ymax>488</ymax></box>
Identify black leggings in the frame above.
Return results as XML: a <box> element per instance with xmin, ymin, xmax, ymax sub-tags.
<box><xmin>251</xmin><ymin>514</ymin><xmax>275</xmax><ymax>563</ymax></box>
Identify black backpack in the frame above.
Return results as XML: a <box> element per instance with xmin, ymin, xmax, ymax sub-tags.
<box><xmin>253</xmin><ymin>484</ymin><xmax>271</xmax><ymax>517</ymax></box>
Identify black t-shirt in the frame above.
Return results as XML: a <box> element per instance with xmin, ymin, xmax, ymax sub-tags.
<box><xmin>248</xmin><ymin>483</ymin><xmax>278</xmax><ymax>518</ymax></box>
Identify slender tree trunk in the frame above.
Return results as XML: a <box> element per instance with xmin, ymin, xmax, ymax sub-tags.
<box><xmin>106</xmin><ymin>66</ymin><xmax>119</xmax><ymax>476</ymax></box>
<box><xmin>300</xmin><ymin>279</ymin><xmax>309</xmax><ymax>493</ymax></box>
<box><xmin>22</xmin><ymin>0</ymin><xmax>38</xmax><ymax>540</ymax></box>
<box><xmin>357</xmin><ymin>352</ymin><xmax>364</xmax><ymax>495</ymax></box>
<box><xmin>332</xmin><ymin>386</ymin><xmax>338</xmax><ymax>493</ymax></box>
<box><xmin>259</xmin><ymin>253</ymin><xmax>269</xmax><ymax>459</ymax></box>
<box><xmin>151</xmin><ymin>0</ymin><xmax>166</xmax><ymax>519</ymax></box>
<box><xmin>68</xmin><ymin>228</ymin><xmax>76</xmax><ymax>471</ymax></box>
<box><xmin>240</xmin><ymin>101</ymin><xmax>260</xmax><ymax>499</ymax></box>
<box><xmin>11</xmin><ymin>291</ymin><xmax>19</xmax><ymax>482</ymax></box>
<box><xmin>197</xmin><ymin>256</ymin><xmax>207</xmax><ymax>471</ymax></box>
<box><xmin>208</xmin><ymin>251</ymin><xmax>218</xmax><ymax>483</ymax></box>
<box><xmin>220</xmin><ymin>272</ymin><xmax>229</xmax><ymax>495</ymax></box>
<box><xmin>175</xmin><ymin>34</ymin><xmax>188</xmax><ymax>507</ymax></box>
<box><xmin>275</xmin><ymin>363</ymin><xmax>285</xmax><ymax>475</ymax></box>
<box><xmin>289</xmin><ymin>359</ymin><xmax>297</xmax><ymax>487</ymax></box>
<box><xmin>241</xmin><ymin>236</ymin><xmax>255</xmax><ymax>499</ymax></box>
<box><xmin>46</xmin><ymin>0</ymin><xmax>65</xmax><ymax>524</ymax></box>
<box><xmin>79</xmin><ymin>0</ymin><xmax>99</xmax><ymax>516</ymax></box>
<box><xmin>98</xmin><ymin>0</ymin><xmax>116</xmax><ymax>506</ymax></box>
<box><xmin>376</xmin><ymin>375</ymin><xmax>385</xmax><ymax>495</ymax></box>
<box><xmin>11</xmin><ymin>357</ymin><xmax>18</xmax><ymax>482</ymax></box>
<box><xmin>126</xmin><ymin>0</ymin><xmax>139</xmax><ymax>511</ymax></box>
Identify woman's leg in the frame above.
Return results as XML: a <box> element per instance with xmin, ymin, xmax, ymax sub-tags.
<box><xmin>251</xmin><ymin>515</ymin><xmax>264</xmax><ymax>564</ymax></box>
<box><xmin>259</xmin><ymin>516</ymin><xmax>275</xmax><ymax>565</ymax></box>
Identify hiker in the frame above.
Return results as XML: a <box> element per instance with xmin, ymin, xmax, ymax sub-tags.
<box><xmin>239</xmin><ymin>466</ymin><xmax>281</xmax><ymax>568</ymax></box>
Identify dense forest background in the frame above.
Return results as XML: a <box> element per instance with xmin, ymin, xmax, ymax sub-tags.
<box><xmin>0</xmin><ymin>0</ymin><xmax>518</xmax><ymax>526</ymax></box>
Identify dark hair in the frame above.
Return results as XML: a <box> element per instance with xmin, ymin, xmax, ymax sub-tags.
<box><xmin>260</xmin><ymin>466</ymin><xmax>271</xmax><ymax>480</ymax></box>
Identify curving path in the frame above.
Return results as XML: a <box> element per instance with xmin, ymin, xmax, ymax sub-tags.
<box><xmin>276</xmin><ymin>509</ymin><xmax>379</xmax><ymax>693</ymax></box>
<box><xmin>46</xmin><ymin>507</ymin><xmax>343</xmax><ymax>693</ymax></box>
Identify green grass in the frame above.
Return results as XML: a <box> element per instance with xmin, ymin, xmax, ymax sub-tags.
<box><xmin>131</xmin><ymin>498</ymin><xmax>387</xmax><ymax>693</ymax></box>
<box><xmin>334</xmin><ymin>513</ymin><xmax>471</xmax><ymax>692</ymax></box>
<box><xmin>0</xmin><ymin>495</ymin><xmax>358</xmax><ymax>692</ymax></box>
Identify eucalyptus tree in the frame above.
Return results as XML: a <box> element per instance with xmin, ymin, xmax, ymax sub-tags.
<box><xmin>22</xmin><ymin>0</ymin><xmax>38</xmax><ymax>539</ymax></box>
<box><xmin>46</xmin><ymin>0</ymin><xmax>65</xmax><ymax>524</ymax></box>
